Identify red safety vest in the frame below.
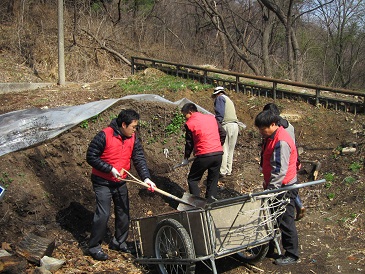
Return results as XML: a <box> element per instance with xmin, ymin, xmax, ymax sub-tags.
<box><xmin>186</xmin><ymin>112</ymin><xmax>223</xmax><ymax>156</ymax></box>
<box><xmin>262</xmin><ymin>126</ymin><xmax>297</xmax><ymax>187</ymax></box>
<box><xmin>92</xmin><ymin>127</ymin><xmax>135</xmax><ymax>182</ymax></box>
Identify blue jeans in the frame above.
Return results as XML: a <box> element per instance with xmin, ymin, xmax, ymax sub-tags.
<box><xmin>294</xmin><ymin>194</ymin><xmax>303</xmax><ymax>210</ymax></box>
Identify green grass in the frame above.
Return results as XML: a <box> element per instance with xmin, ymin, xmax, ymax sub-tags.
<box><xmin>117</xmin><ymin>74</ymin><xmax>213</xmax><ymax>93</ymax></box>
<box><xmin>0</xmin><ymin>172</ymin><xmax>14</xmax><ymax>188</ymax></box>
<box><xmin>343</xmin><ymin>176</ymin><xmax>356</xmax><ymax>185</ymax></box>
<box><xmin>349</xmin><ymin>162</ymin><xmax>362</xmax><ymax>172</ymax></box>
<box><xmin>323</xmin><ymin>173</ymin><xmax>335</xmax><ymax>182</ymax></box>
<box><xmin>165</xmin><ymin>110</ymin><xmax>185</xmax><ymax>136</ymax></box>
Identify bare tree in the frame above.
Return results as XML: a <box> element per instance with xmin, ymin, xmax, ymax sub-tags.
<box><xmin>315</xmin><ymin>0</ymin><xmax>365</xmax><ymax>88</ymax></box>
<box><xmin>258</xmin><ymin>0</ymin><xmax>337</xmax><ymax>81</ymax></box>
<box><xmin>187</xmin><ymin>0</ymin><xmax>268</xmax><ymax>75</ymax></box>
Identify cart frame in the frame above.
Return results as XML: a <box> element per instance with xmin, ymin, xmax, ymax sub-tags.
<box><xmin>131</xmin><ymin>179</ymin><xmax>325</xmax><ymax>274</ymax></box>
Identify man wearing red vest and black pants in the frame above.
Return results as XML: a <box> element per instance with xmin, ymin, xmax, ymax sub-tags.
<box><xmin>86</xmin><ymin>109</ymin><xmax>156</xmax><ymax>261</ymax></box>
<box><xmin>255</xmin><ymin>109</ymin><xmax>299</xmax><ymax>265</ymax></box>
<box><xmin>180</xmin><ymin>103</ymin><xmax>226</xmax><ymax>203</ymax></box>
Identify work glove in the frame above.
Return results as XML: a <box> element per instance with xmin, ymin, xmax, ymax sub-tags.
<box><xmin>296</xmin><ymin>160</ymin><xmax>302</xmax><ymax>171</ymax></box>
<box><xmin>111</xmin><ymin>167</ymin><xmax>121</xmax><ymax>179</ymax></box>
<box><xmin>181</xmin><ymin>158</ymin><xmax>189</xmax><ymax>166</ymax></box>
<box><xmin>144</xmin><ymin>178</ymin><xmax>156</xmax><ymax>192</ymax></box>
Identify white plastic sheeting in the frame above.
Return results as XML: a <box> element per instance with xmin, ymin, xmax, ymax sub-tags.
<box><xmin>0</xmin><ymin>95</ymin><xmax>212</xmax><ymax>157</ymax></box>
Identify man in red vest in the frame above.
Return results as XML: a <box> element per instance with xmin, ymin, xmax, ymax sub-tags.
<box><xmin>263</xmin><ymin>103</ymin><xmax>305</xmax><ymax>221</ymax></box>
<box><xmin>255</xmin><ymin>109</ymin><xmax>299</xmax><ymax>265</ymax></box>
<box><xmin>180</xmin><ymin>103</ymin><xmax>226</xmax><ymax>203</ymax></box>
<box><xmin>86</xmin><ymin>109</ymin><xmax>156</xmax><ymax>261</ymax></box>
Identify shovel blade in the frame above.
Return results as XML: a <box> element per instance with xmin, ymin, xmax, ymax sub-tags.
<box><xmin>177</xmin><ymin>192</ymin><xmax>206</xmax><ymax>211</ymax></box>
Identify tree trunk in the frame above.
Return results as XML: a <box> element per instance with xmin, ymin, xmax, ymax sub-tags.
<box><xmin>261</xmin><ymin>8</ymin><xmax>275</xmax><ymax>77</ymax></box>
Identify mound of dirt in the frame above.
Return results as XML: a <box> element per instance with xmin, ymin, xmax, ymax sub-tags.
<box><xmin>0</xmin><ymin>73</ymin><xmax>364</xmax><ymax>273</ymax></box>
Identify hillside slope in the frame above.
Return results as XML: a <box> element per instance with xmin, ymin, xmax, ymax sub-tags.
<box><xmin>0</xmin><ymin>70</ymin><xmax>364</xmax><ymax>273</ymax></box>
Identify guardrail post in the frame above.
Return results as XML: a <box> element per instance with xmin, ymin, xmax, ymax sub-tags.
<box><xmin>203</xmin><ymin>70</ymin><xmax>207</xmax><ymax>84</ymax></box>
<box><xmin>131</xmin><ymin>57</ymin><xmax>135</xmax><ymax>75</ymax></box>
<box><xmin>235</xmin><ymin>76</ymin><xmax>239</xmax><ymax>93</ymax></box>
<box><xmin>316</xmin><ymin>89</ymin><xmax>320</xmax><ymax>106</ymax></box>
<box><xmin>273</xmin><ymin>82</ymin><xmax>277</xmax><ymax>100</ymax></box>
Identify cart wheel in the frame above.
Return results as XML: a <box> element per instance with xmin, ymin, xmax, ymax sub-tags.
<box><xmin>235</xmin><ymin>243</ymin><xmax>269</xmax><ymax>264</ymax></box>
<box><xmin>153</xmin><ymin>218</ymin><xmax>196</xmax><ymax>274</ymax></box>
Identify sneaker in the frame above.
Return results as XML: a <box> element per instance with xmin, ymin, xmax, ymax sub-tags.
<box><xmin>296</xmin><ymin>207</ymin><xmax>306</xmax><ymax>221</ymax></box>
<box><xmin>90</xmin><ymin>250</ymin><xmax>108</xmax><ymax>261</ymax></box>
<box><xmin>219</xmin><ymin>173</ymin><xmax>226</xmax><ymax>179</ymax></box>
<box><xmin>274</xmin><ymin>255</ymin><xmax>298</xmax><ymax>265</ymax></box>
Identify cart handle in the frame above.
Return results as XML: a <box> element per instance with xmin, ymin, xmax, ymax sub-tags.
<box><xmin>208</xmin><ymin>179</ymin><xmax>326</xmax><ymax>208</ymax></box>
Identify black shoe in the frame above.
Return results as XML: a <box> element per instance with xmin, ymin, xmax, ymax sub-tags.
<box><xmin>109</xmin><ymin>242</ymin><xmax>135</xmax><ymax>254</ymax></box>
<box><xmin>90</xmin><ymin>250</ymin><xmax>108</xmax><ymax>261</ymax></box>
<box><xmin>266</xmin><ymin>251</ymin><xmax>280</xmax><ymax>259</ymax></box>
<box><xmin>296</xmin><ymin>207</ymin><xmax>306</xmax><ymax>221</ymax></box>
<box><xmin>274</xmin><ymin>255</ymin><xmax>298</xmax><ymax>265</ymax></box>
<box><xmin>120</xmin><ymin>246</ymin><xmax>133</xmax><ymax>254</ymax></box>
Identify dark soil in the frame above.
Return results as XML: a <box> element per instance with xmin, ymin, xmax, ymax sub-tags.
<box><xmin>0</xmin><ymin>70</ymin><xmax>364</xmax><ymax>274</ymax></box>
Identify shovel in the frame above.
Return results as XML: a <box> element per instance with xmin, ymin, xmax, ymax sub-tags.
<box><xmin>157</xmin><ymin>157</ymin><xmax>196</xmax><ymax>174</ymax></box>
<box><xmin>120</xmin><ymin>169</ymin><xmax>206</xmax><ymax>211</ymax></box>
<box><xmin>172</xmin><ymin>157</ymin><xmax>195</xmax><ymax>170</ymax></box>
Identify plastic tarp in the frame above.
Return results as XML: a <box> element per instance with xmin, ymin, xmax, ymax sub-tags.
<box><xmin>0</xmin><ymin>95</ymin><xmax>213</xmax><ymax>157</ymax></box>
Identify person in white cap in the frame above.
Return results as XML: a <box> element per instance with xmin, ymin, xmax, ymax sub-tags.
<box><xmin>212</xmin><ymin>86</ymin><xmax>239</xmax><ymax>177</ymax></box>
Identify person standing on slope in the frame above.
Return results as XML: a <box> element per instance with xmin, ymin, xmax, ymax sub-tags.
<box><xmin>180</xmin><ymin>103</ymin><xmax>226</xmax><ymax>203</ymax></box>
<box><xmin>212</xmin><ymin>86</ymin><xmax>239</xmax><ymax>177</ymax></box>
<box><xmin>262</xmin><ymin>103</ymin><xmax>305</xmax><ymax>221</ymax></box>
<box><xmin>86</xmin><ymin>109</ymin><xmax>156</xmax><ymax>261</ymax></box>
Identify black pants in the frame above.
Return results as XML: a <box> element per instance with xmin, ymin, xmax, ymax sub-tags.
<box><xmin>88</xmin><ymin>183</ymin><xmax>129</xmax><ymax>253</ymax></box>
<box><xmin>187</xmin><ymin>154</ymin><xmax>222</xmax><ymax>203</ymax></box>
<box><xmin>277</xmin><ymin>188</ymin><xmax>299</xmax><ymax>259</ymax></box>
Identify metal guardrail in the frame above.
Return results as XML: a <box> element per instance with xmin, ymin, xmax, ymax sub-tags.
<box><xmin>131</xmin><ymin>56</ymin><xmax>365</xmax><ymax>114</ymax></box>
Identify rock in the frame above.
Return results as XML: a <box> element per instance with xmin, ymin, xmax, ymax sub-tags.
<box><xmin>32</xmin><ymin>266</ymin><xmax>52</xmax><ymax>274</ymax></box>
<box><xmin>40</xmin><ymin>256</ymin><xmax>65</xmax><ymax>272</ymax></box>
<box><xmin>341</xmin><ymin>147</ymin><xmax>356</xmax><ymax>154</ymax></box>
<box><xmin>0</xmin><ymin>249</ymin><xmax>12</xmax><ymax>257</ymax></box>
<box><xmin>16</xmin><ymin>233</ymin><xmax>55</xmax><ymax>265</ymax></box>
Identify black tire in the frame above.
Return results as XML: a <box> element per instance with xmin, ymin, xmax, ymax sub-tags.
<box><xmin>153</xmin><ymin>218</ymin><xmax>196</xmax><ymax>274</ymax></box>
<box><xmin>235</xmin><ymin>243</ymin><xmax>269</xmax><ymax>264</ymax></box>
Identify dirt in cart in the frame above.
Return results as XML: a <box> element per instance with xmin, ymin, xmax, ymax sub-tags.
<box><xmin>0</xmin><ymin>71</ymin><xmax>364</xmax><ymax>274</ymax></box>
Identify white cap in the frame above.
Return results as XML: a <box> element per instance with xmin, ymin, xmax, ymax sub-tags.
<box><xmin>212</xmin><ymin>86</ymin><xmax>225</xmax><ymax>95</ymax></box>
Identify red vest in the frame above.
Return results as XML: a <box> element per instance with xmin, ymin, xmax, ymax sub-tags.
<box><xmin>92</xmin><ymin>127</ymin><xmax>135</xmax><ymax>182</ymax></box>
<box><xmin>262</xmin><ymin>126</ymin><xmax>297</xmax><ymax>187</ymax></box>
<box><xmin>186</xmin><ymin>112</ymin><xmax>223</xmax><ymax>156</ymax></box>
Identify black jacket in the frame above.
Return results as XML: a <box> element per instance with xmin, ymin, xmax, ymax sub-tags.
<box><xmin>86</xmin><ymin>119</ymin><xmax>151</xmax><ymax>186</ymax></box>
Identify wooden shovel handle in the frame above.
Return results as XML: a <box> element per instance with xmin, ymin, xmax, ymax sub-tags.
<box><xmin>120</xmin><ymin>169</ymin><xmax>195</xmax><ymax>206</ymax></box>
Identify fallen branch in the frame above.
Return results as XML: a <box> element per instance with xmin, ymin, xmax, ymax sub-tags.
<box><xmin>81</xmin><ymin>29</ymin><xmax>131</xmax><ymax>67</ymax></box>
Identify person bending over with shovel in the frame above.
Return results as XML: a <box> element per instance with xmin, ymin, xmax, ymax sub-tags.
<box><xmin>86</xmin><ymin>109</ymin><xmax>156</xmax><ymax>261</ymax></box>
<box><xmin>180</xmin><ymin>103</ymin><xmax>226</xmax><ymax>203</ymax></box>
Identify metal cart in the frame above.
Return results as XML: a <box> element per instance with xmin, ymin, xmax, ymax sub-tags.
<box><xmin>131</xmin><ymin>180</ymin><xmax>325</xmax><ymax>274</ymax></box>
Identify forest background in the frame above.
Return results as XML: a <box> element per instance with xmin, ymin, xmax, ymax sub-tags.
<box><xmin>1</xmin><ymin>0</ymin><xmax>365</xmax><ymax>91</ymax></box>
<box><xmin>1</xmin><ymin>1</ymin><xmax>365</xmax><ymax>273</ymax></box>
